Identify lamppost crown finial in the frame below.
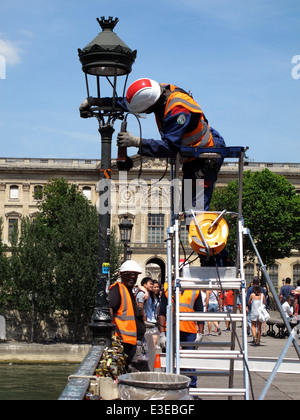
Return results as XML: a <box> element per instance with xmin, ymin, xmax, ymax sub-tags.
<box><xmin>78</xmin><ymin>15</ymin><xmax>136</xmax><ymax>77</ymax></box>
<box><xmin>97</xmin><ymin>16</ymin><xmax>119</xmax><ymax>31</ymax></box>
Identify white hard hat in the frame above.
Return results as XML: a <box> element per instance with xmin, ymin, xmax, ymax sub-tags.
<box><xmin>126</xmin><ymin>78</ymin><xmax>161</xmax><ymax>113</ymax></box>
<box><xmin>120</xmin><ymin>260</ymin><xmax>142</xmax><ymax>274</ymax></box>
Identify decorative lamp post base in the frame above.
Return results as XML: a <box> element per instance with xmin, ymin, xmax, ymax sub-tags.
<box><xmin>89</xmin><ymin>320</ymin><xmax>115</xmax><ymax>347</ymax></box>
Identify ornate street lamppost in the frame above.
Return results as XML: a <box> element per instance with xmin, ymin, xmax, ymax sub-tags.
<box><xmin>78</xmin><ymin>16</ymin><xmax>136</xmax><ymax>346</ymax></box>
<box><xmin>119</xmin><ymin>215</ymin><xmax>133</xmax><ymax>261</ymax></box>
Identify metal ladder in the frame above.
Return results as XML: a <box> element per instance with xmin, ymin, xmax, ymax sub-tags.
<box><xmin>165</xmin><ymin>146</ymin><xmax>250</xmax><ymax>400</ymax></box>
<box><xmin>175</xmin><ymin>263</ymin><xmax>248</xmax><ymax>399</ymax></box>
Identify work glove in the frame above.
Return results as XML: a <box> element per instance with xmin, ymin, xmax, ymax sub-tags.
<box><xmin>79</xmin><ymin>97</ymin><xmax>102</xmax><ymax>118</ymax></box>
<box><xmin>159</xmin><ymin>332</ymin><xmax>167</xmax><ymax>349</ymax></box>
<box><xmin>195</xmin><ymin>333</ymin><xmax>203</xmax><ymax>343</ymax></box>
<box><xmin>117</xmin><ymin>131</ymin><xmax>140</xmax><ymax>148</ymax></box>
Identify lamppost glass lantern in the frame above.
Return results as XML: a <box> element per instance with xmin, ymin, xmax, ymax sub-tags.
<box><xmin>78</xmin><ymin>16</ymin><xmax>137</xmax><ymax>125</ymax></box>
<box><xmin>119</xmin><ymin>215</ymin><xmax>133</xmax><ymax>261</ymax></box>
<box><xmin>119</xmin><ymin>215</ymin><xmax>133</xmax><ymax>244</ymax></box>
<box><xmin>78</xmin><ymin>16</ymin><xmax>136</xmax><ymax>346</ymax></box>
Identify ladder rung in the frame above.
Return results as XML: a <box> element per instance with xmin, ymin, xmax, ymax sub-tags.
<box><xmin>179</xmin><ymin>313</ymin><xmax>243</xmax><ymax>322</ymax></box>
<box><xmin>179</xmin><ymin>277</ymin><xmax>241</xmax><ymax>290</ymax></box>
<box><xmin>181</xmin><ymin>370</ymin><xmax>230</xmax><ymax>377</ymax></box>
<box><xmin>180</xmin><ymin>349</ymin><xmax>244</xmax><ymax>360</ymax></box>
<box><xmin>181</xmin><ymin>267</ymin><xmax>238</xmax><ymax>278</ymax></box>
<box><xmin>180</xmin><ymin>341</ymin><xmax>232</xmax><ymax>347</ymax></box>
<box><xmin>189</xmin><ymin>387</ymin><xmax>247</xmax><ymax>397</ymax></box>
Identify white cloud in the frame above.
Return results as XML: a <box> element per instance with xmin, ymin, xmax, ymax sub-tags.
<box><xmin>0</xmin><ymin>38</ymin><xmax>24</xmax><ymax>66</ymax></box>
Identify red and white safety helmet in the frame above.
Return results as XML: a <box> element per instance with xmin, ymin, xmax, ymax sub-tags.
<box><xmin>126</xmin><ymin>78</ymin><xmax>161</xmax><ymax>113</ymax></box>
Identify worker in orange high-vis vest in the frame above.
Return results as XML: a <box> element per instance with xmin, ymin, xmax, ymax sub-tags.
<box><xmin>80</xmin><ymin>78</ymin><xmax>226</xmax><ymax>212</ymax></box>
<box><xmin>109</xmin><ymin>260</ymin><xmax>149</xmax><ymax>372</ymax></box>
<box><xmin>80</xmin><ymin>79</ymin><xmax>227</xmax><ymax>265</ymax></box>
<box><xmin>158</xmin><ymin>282</ymin><xmax>204</xmax><ymax>388</ymax></box>
<box><xmin>118</xmin><ymin>79</ymin><xmax>226</xmax><ymax>212</ymax></box>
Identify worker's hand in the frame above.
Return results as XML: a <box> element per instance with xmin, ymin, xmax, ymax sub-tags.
<box><xmin>79</xmin><ymin>98</ymin><xmax>90</xmax><ymax>118</ymax></box>
<box><xmin>195</xmin><ymin>333</ymin><xmax>203</xmax><ymax>343</ymax></box>
<box><xmin>159</xmin><ymin>332</ymin><xmax>166</xmax><ymax>349</ymax></box>
<box><xmin>117</xmin><ymin>131</ymin><xmax>140</xmax><ymax>148</ymax></box>
<box><xmin>79</xmin><ymin>97</ymin><xmax>102</xmax><ymax>118</ymax></box>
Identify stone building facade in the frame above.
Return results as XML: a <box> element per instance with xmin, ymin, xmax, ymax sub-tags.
<box><xmin>0</xmin><ymin>155</ymin><xmax>299</xmax><ymax>291</ymax></box>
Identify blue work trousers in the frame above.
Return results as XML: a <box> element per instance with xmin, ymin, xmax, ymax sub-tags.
<box><xmin>180</xmin><ymin>331</ymin><xmax>197</xmax><ymax>388</ymax></box>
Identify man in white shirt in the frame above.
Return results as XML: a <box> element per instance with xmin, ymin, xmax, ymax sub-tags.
<box><xmin>282</xmin><ymin>295</ymin><xmax>294</xmax><ymax>319</ymax></box>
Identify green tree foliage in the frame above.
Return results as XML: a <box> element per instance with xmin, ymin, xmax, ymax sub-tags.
<box><xmin>210</xmin><ymin>169</ymin><xmax>300</xmax><ymax>267</ymax></box>
<box><xmin>109</xmin><ymin>227</ymin><xmax>123</xmax><ymax>285</ymax></box>
<box><xmin>36</xmin><ymin>178</ymin><xmax>99</xmax><ymax>318</ymax></box>
<box><xmin>9</xmin><ymin>218</ymin><xmax>55</xmax><ymax>312</ymax></box>
<box><xmin>8</xmin><ymin>218</ymin><xmax>56</xmax><ymax>340</ymax></box>
<box><xmin>6</xmin><ymin>178</ymin><xmax>123</xmax><ymax>327</ymax></box>
<box><xmin>0</xmin><ymin>219</ymin><xmax>9</xmax><ymax>310</ymax></box>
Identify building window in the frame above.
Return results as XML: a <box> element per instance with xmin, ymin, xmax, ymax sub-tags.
<box><xmin>8</xmin><ymin>218</ymin><xmax>18</xmax><ymax>241</ymax></box>
<box><xmin>268</xmin><ymin>264</ymin><xmax>279</xmax><ymax>289</ymax></box>
<box><xmin>33</xmin><ymin>185</ymin><xmax>43</xmax><ymax>201</ymax></box>
<box><xmin>244</xmin><ymin>263</ymin><xmax>254</xmax><ymax>284</ymax></box>
<box><xmin>293</xmin><ymin>264</ymin><xmax>300</xmax><ymax>284</ymax></box>
<box><xmin>180</xmin><ymin>220</ymin><xmax>189</xmax><ymax>245</ymax></box>
<box><xmin>9</xmin><ymin>185</ymin><xmax>19</xmax><ymax>200</ymax></box>
<box><xmin>148</xmin><ymin>214</ymin><xmax>165</xmax><ymax>244</ymax></box>
<box><xmin>82</xmin><ymin>186</ymin><xmax>92</xmax><ymax>201</ymax></box>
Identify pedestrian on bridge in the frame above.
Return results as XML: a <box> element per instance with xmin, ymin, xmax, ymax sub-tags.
<box><xmin>109</xmin><ymin>260</ymin><xmax>150</xmax><ymax>372</ymax></box>
<box><xmin>158</xmin><ymin>282</ymin><xmax>204</xmax><ymax>388</ymax></box>
<box><xmin>248</xmin><ymin>283</ymin><xmax>266</xmax><ymax>346</ymax></box>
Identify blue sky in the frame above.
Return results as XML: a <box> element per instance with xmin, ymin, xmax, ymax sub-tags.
<box><xmin>0</xmin><ymin>0</ymin><xmax>299</xmax><ymax>163</ymax></box>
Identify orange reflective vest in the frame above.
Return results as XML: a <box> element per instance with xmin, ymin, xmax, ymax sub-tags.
<box><xmin>109</xmin><ymin>282</ymin><xmax>137</xmax><ymax>345</ymax></box>
<box><xmin>157</xmin><ymin>84</ymin><xmax>214</xmax><ymax>149</ymax></box>
<box><xmin>164</xmin><ymin>283</ymin><xmax>200</xmax><ymax>334</ymax></box>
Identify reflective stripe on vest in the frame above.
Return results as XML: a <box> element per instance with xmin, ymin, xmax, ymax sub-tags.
<box><xmin>109</xmin><ymin>282</ymin><xmax>137</xmax><ymax>345</ymax></box>
<box><xmin>181</xmin><ymin>119</ymin><xmax>211</xmax><ymax>147</ymax></box>
<box><xmin>179</xmin><ymin>290</ymin><xmax>198</xmax><ymax>310</ymax></box>
<box><xmin>161</xmin><ymin>84</ymin><xmax>214</xmax><ymax>149</ymax></box>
